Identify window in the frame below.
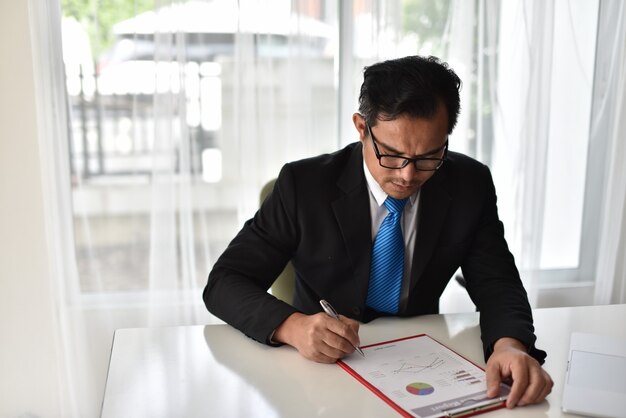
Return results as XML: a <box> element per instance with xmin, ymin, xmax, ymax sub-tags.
<box><xmin>61</xmin><ymin>0</ymin><xmax>606</xmax><ymax>301</ymax></box>
<box><xmin>62</xmin><ymin>0</ymin><xmax>338</xmax><ymax>293</ymax></box>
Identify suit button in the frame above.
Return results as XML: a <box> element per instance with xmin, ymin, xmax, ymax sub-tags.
<box><xmin>352</xmin><ymin>307</ymin><xmax>361</xmax><ymax>316</ymax></box>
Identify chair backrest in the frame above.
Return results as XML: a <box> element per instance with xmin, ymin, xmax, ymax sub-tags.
<box><xmin>260</xmin><ymin>179</ymin><xmax>295</xmax><ymax>304</ymax></box>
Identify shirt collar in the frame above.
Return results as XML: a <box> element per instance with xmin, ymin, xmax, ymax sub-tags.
<box><xmin>363</xmin><ymin>159</ymin><xmax>419</xmax><ymax>207</ymax></box>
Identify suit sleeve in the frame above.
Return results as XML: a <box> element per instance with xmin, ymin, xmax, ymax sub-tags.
<box><xmin>203</xmin><ymin>164</ymin><xmax>300</xmax><ymax>344</ymax></box>
<box><xmin>461</xmin><ymin>165</ymin><xmax>547</xmax><ymax>364</ymax></box>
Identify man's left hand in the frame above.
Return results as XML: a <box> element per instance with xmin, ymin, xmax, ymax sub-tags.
<box><xmin>485</xmin><ymin>337</ymin><xmax>553</xmax><ymax>408</ymax></box>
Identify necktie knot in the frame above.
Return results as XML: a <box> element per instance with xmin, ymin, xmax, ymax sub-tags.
<box><xmin>384</xmin><ymin>196</ymin><xmax>408</xmax><ymax>214</ymax></box>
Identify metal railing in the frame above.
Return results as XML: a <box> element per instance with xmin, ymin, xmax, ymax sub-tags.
<box><xmin>66</xmin><ymin>64</ymin><xmax>220</xmax><ymax>182</ymax></box>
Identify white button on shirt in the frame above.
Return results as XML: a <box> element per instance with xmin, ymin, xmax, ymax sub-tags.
<box><xmin>363</xmin><ymin>160</ymin><xmax>420</xmax><ymax>311</ymax></box>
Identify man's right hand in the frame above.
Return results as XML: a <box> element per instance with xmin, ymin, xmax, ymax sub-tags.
<box><xmin>273</xmin><ymin>312</ymin><xmax>361</xmax><ymax>363</ymax></box>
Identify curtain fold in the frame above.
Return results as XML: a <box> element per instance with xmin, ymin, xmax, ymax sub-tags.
<box><xmin>489</xmin><ymin>0</ymin><xmax>556</xmax><ymax>304</ymax></box>
<box><xmin>27</xmin><ymin>0</ymin><xmax>82</xmax><ymax>414</ymax></box>
<box><xmin>594</xmin><ymin>0</ymin><xmax>626</xmax><ymax>304</ymax></box>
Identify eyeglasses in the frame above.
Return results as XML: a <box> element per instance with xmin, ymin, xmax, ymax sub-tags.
<box><xmin>366</xmin><ymin>123</ymin><xmax>448</xmax><ymax>171</ymax></box>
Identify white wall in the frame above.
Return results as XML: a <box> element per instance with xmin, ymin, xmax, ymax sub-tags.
<box><xmin>0</xmin><ymin>2</ymin><xmax>64</xmax><ymax>417</ymax></box>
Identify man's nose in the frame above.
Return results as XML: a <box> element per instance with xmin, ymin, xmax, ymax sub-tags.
<box><xmin>398</xmin><ymin>162</ymin><xmax>418</xmax><ymax>181</ymax></box>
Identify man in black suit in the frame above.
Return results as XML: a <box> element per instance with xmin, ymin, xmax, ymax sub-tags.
<box><xmin>204</xmin><ymin>55</ymin><xmax>552</xmax><ymax>408</ymax></box>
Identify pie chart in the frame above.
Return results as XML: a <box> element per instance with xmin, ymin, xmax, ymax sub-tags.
<box><xmin>406</xmin><ymin>382</ymin><xmax>435</xmax><ymax>395</ymax></box>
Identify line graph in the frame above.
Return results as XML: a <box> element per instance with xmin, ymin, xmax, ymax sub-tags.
<box><xmin>393</xmin><ymin>355</ymin><xmax>445</xmax><ymax>374</ymax></box>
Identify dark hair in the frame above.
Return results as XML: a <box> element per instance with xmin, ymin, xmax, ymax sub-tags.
<box><xmin>358</xmin><ymin>55</ymin><xmax>461</xmax><ymax>134</ymax></box>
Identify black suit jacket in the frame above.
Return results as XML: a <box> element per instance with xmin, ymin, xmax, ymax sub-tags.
<box><xmin>204</xmin><ymin>142</ymin><xmax>545</xmax><ymax>363</ymax></box>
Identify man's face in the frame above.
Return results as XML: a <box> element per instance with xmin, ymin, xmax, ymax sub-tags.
<box><xmin>353</xmin><ymin>106</ymin><xmax>449</xmax><ymax>200</ymax></box>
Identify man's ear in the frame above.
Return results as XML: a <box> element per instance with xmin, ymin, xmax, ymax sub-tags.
<box><xmin>352</xmin><ymin>113</ymin><xmax>367</xmax><ymax>143</ymax></box>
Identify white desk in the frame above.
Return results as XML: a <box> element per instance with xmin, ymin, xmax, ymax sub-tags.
<box><xmin>101</xmin><ymin>304</ymin><xmax>626</xmax><ymax>417</ymax></box>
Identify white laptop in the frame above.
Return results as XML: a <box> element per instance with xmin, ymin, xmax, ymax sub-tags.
<box><xmin>562</xmin><ymin>332</ymin><xmax>626</xmax><ymax>418</ymax></box>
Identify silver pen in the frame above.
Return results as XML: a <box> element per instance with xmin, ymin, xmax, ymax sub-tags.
<box><xmin>319</xmin><ymin>299</ymin><xmax>365</xmax><ymax>357</ymax></box>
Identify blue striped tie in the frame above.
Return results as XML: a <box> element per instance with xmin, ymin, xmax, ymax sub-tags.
<box><xmin>366</xmin><ymin>196</ymin><xmax>408</xmax><ymax>314</ymax></box>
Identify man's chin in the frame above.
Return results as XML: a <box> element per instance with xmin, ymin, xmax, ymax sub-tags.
<box><xmin>386</xmin><ymin>182</ymin><xmax>419</xmax><ymax>199</ymax></box>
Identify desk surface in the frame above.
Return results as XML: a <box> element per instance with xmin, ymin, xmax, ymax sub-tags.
<box><xmin>101</xmin><ymin>304</ymin><xmax>626</xmax><ymax>418</ymax></box>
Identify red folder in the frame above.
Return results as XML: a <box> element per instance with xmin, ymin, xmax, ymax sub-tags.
<box><xmin>337</xmin><ymin>334</ymin><xmax>509</xmax><ymax>418</ymax></box>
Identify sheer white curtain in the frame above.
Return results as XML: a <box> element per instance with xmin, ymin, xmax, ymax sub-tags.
<box><xmin>337</xmin><ymin>0</ymin><xmax>403</xmax><ymax>145</ymax></box>
<box><xmin>488</xmin><ymin>0</ymin><xmax>557</xmax><ymax>305</ymax></box>
<box><xmin>340</xmin><ymin>0</ymin><xmax>477</xmax><ymax>154</ymax></box>
<box><xmin>37</xmin><ymin>0</ymin><xmax>338</xmax><ymax>416</ymax></box>
<box><xmin>27</xmin><ymin>0</ymin><xmax>78</xmax><ymax>414</ymax></box>
<box><xmin>594</xmin><ymin>0</ymin><xmax>626</xmax><ymax>305</ymax></box>
<box><xmin>489</xmin><ymin>0</ymin><xmax>626</xmax><ymax>306</ymax></box>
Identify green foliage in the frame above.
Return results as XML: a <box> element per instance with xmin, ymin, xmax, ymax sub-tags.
<box><xmin>61</xmin><ymin>0</ymin><xmax>155</xmax><ymax>56</ymax></box>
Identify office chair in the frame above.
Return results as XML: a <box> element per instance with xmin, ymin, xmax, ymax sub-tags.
<box><xmin>260</xmin><ymin>179</ymin><xmax>296</xmax><ymax>304</ymax></box>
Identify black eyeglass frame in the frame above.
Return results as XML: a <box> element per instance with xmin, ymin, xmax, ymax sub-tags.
<box><xmin>366</xmin><ymin>123</ymin><xmax>448</xmax><ymax>171</ymax></box>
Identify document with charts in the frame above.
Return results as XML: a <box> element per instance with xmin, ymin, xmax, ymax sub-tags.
<box><xmin>338</xmin><ymin>334</ymin><xmax>510</xmax><ymax>418</ymax></box>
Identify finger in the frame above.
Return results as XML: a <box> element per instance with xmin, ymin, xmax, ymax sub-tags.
<box><xmin>519</xmin><ymin>365</ymin><xmax>553</xmax><ymax>405</ymax></box>
<box><xmin>517</xmin><ymin>365</ymin><xmax>544</xmax><ymax>405</ymax></box>
<box><xmin>527</xmin><ymin>380</ymin><xmax>548</xmax><ymax>405</ymax></box>
<box><xmin>485</xmin><ymin>360</ymin><xmax>503</xmax><ymax>398</ymax></box>
<box><xmin>538</xmin><ymin>372</ymin><xmax>554</xmax><ymax>401</ymax></box>
<box><xmin>321</xmin><ymin>327</ymin><xmax>357</xmax><ymax>355</ymax></box>
<box><xmin>306</xmin><ymin>348</ymin><xmax>339</xmax><ymax>364</ymax></box>
<box><xmin>301</xmin><ymin>330</ymin><xmax>346</xmax><ymax>362</ymax></box>
<box><xmin>327</xmin><ymin>316</ymin><xmax>360</xmax><ymax>349</ymax></box>
<box><xmin>298</xmin><ymin>337</ymin><xmax>337</xmax><ymax>362</ymax></box>
<box><xmin>313</xmin><ymin>315</ymin><xmax>355</xmax><ymax>355</ymax></box>
<box><xmin>519</xmin><ymin>358</ymin><xmax>554</xmax><ymax>406</ymax></box>
<box><xmin>318</xmin><ymin>335</ymin><xmax>354</xmax><ymax>359</ymax></box>
<box><xmin>506</xmin><ymin>362</ymin><xmax>529</xmax><ymax>408</ymax></box>
<box><xmin>345</xmin><ymin>322</ymin><xmax>361</xmax><ymax>348</ymax></box>
<box><xmin>338</xmin><ymin>315</ymin><xmax>360</xmax><ymax>336</ymax></box>
<box><xmin>293</xmin><ymin>314</ymin><xmax>347</xmax><ymax>361</ymax></box>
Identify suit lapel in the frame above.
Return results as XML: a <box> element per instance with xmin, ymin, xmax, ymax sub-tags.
<box><xmin>331</xmin><ymin>143</ymin><xmax>372</xmax><ymax>303</ymax></box>
<box><xmin>410</xmin><ymin>168</ymin><xmax>452</xmax><ymax>288</ymax></box>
